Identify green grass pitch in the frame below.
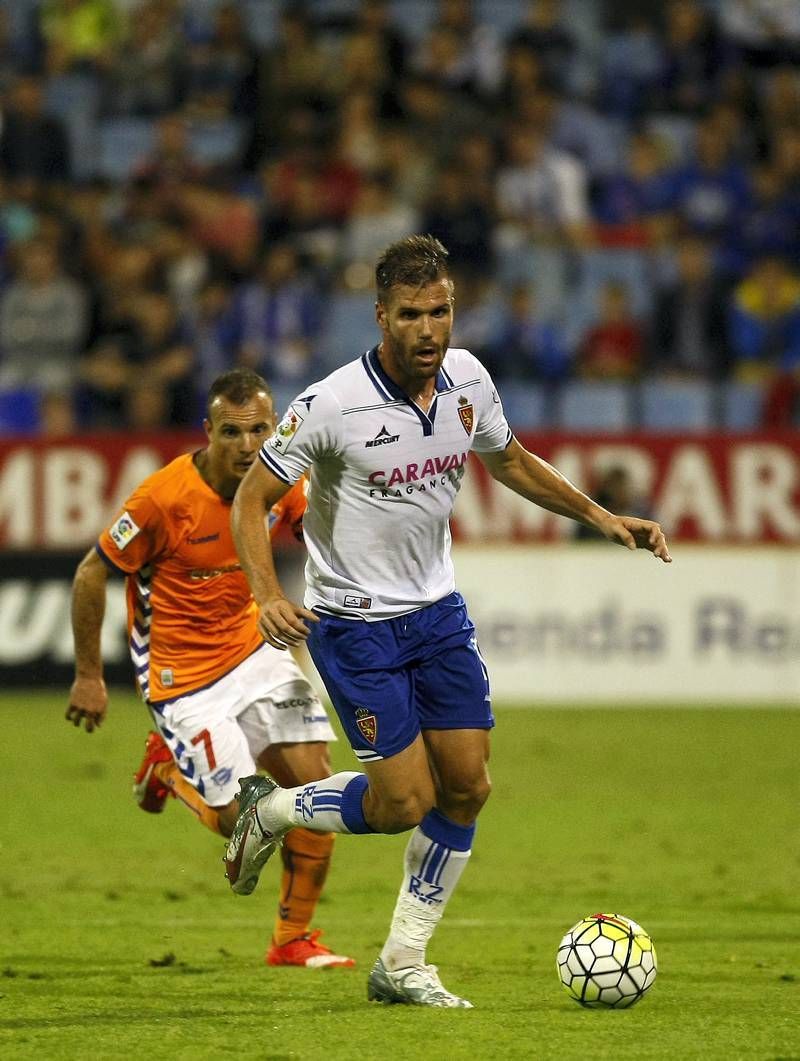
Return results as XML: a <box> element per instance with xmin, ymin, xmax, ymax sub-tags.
<box><xmin>2</xmin><ymin>692</ymin><xmax>799</xmax><ymax>1060</ymax></box>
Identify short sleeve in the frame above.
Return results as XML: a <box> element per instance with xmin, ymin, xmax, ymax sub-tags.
<box><xmin>258</xmin><ymin>387</ymin><xmax>343</xmax><ymax>483</ymax></box>
<box><xmin>471</xmin><ymin>360</ymin><xmax>513</xmax><ymax>453</ymax></box>
<box><xmin>96</xmin><ymin>488</ymin><xmax>171</xmax><ymax>574</ymax></box>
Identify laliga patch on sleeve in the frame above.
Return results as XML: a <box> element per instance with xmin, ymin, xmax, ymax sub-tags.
<box><xmin>108</xmin><ymin>511</ymin><xmax>141</xmax><ymax>551</ymax></box>
<box><xmin>266</xmin><ymin>405</ymin><xmax>305</xmax><ymax>454</ymax></box>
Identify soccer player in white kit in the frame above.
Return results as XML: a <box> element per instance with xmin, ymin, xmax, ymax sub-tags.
<box><xmin>226</xmin><ymin>236</ymin><xmax>672</xmax><ymax>1007</ymax></box>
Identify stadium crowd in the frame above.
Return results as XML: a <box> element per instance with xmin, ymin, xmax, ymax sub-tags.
<box><xmin>0</xmin><ymin>0</ymin><xmax>799</xmax><ymax>434</ymax></box>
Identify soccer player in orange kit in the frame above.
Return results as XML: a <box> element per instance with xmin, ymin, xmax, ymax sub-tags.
<box><xmin>66</xmin><ymin>367</ymin><xmax>353</xmax><ymax>969</ymax></box>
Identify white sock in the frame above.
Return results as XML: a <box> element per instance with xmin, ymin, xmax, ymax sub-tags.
<box><xmin>256</xmin><ymin>771</ymin><xmax>371</xmax><ymax>835</ymax></box>
<box><xmin>380</xmin><ymin>824</ymin><xmax>472</xmax><ymax>971</ymax></box>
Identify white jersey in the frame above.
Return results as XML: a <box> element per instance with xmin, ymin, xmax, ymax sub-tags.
<box><xmin>259</xmin><ymin>345</ymin><xmax>512</xmax><ymax>620</ymax></box>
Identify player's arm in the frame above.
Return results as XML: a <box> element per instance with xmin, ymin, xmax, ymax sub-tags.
<box><xmin>477</xmin><ymin>437</ymin><xmax>672</xmax><ymax>562</ymax></box>
<box><xmin>66</xmin><ymin>548</ymin><xmax>110</xmax><ymax>732</ymax></box>
<box><xmin>232</xmin><ymin>459</ymin><xmax>320</xmax><ymax>649</ymax></box>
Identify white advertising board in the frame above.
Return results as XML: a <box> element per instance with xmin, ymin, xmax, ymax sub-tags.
<box><xmin>453</xmin><ymin>545</ymin><xmax>800</xmax><ymax>704</ymax></box>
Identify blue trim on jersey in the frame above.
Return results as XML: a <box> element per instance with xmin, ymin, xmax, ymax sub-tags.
<box><xmin>258</xmin><ymin>447</ymin><xmax>293</xmax><ymax>484</ymax></box>
<box><xmin>95</xmin><ymin>541</ymin><xmax>126</xmax><ymax>575</ymax></box>
<box><xmin>361</xmin><ymin>349</ymin><xmax>394</xmax><ymax>401</ymax></box>
<box><xmin>366</xmin><ymin>346</ymin><xmax>445</xmax><ymax>438</ymax></box>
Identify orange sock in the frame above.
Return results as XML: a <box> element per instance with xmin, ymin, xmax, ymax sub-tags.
<box><xmin>272</xmin><ymin>828</ymin><xmax>335</xmax><ymax>946</ymax></box>
<box><xmin>153</xmin><ymin>760</ymin><xmax>222</xmax><ymax>835</ymax></box>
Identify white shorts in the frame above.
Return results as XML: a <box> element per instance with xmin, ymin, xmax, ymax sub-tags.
<box><xmin>149</xmin><ymin>642</ymin><xmax>336</xmax><ymax>806</ymax></box>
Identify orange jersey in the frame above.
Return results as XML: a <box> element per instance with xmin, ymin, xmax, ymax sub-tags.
<box><xmin>97</xmin><ymin>453</ymin><xmax>307</xmax><ymax>703</ymax></box>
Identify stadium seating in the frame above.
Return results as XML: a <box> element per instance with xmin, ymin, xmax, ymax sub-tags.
<box><xmin>498</xmin><ymin>382</ymin><xmax>550</xmax><ymax>431</ymax></box>
<box><xmin>719</xmin><ymin>381</ymin><xmax>765</xmax><ymax>432</ymax></box>
<box><xmin>98</xmin><ymin>119</ymin><xmax>155</xmax><ymax>182</ymax></box>
<box><xmin>0</xmin><ymin>387</ymin><xmax>40</xmax><ymax>434</ymax></box>
<box><xmin>556</xmin><ymin>381</ymin><xmax>632</xmax><ymax>432</ymax></box>
<box><xmin>638</xmin><ymin>379</ymin><xmax>714</xmax><ymax>433</ymax></box>
<box><xmin>317</xmin><ymin>291</ymin><xmax>378</xmax><ymax>371</ymax></box>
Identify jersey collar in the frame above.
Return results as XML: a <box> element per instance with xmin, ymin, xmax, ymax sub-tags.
<box><xmin>362</xmin><ymin>345</ymin><xmax>450</xmax><ymax>436</ymax></box>
<box><xmin>363</xmin><ymin>345</ymin><xmax>451</xmax><ymax>398</ymax></box>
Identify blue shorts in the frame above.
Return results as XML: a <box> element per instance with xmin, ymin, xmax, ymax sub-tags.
<box><xmin>307</xmin><ymin>591</ymin><xmax>493</xmax><ymax>763</ymax></box>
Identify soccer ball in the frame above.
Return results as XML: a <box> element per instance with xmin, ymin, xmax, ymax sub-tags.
<box><xmin>556</xmin><ymin>913</ymin><xmax>657</xmax><ymax>1008</ymax></box>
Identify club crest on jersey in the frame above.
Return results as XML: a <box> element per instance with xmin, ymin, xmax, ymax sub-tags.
<box><xmin>457</xmin><ymin>395</ymin><xmax>474</xmax><ymax>435</ymax></box>
<box><xmin>109</xmin><ymin>511</ymin><xmax>140</xmax><ymax>551</ymax></box>
<box><xmin>268</xmin><ymin>406</ymin><xmax>304</xmax><ymax>453</ymax></box>
<box><xmin>355</xmin><ymin>708</ymin><xmax>377</xmax><ymax>744</ymax></box>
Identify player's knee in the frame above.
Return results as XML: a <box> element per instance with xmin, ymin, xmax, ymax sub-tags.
<box><xmin>369</xmin><ymin>790</ymin><xmax>433</xmax><ymax>833</ymax></box>
<box><xmin>440</xmin><ymin>775</ymin><xmax>491</xmax><ymax>820</ymax></box>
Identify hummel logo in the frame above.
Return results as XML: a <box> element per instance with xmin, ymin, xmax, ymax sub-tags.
<box><xmin>365</xmin><ymin>425</ymin><xmax>400</xmax><ymax>448</ymax></box>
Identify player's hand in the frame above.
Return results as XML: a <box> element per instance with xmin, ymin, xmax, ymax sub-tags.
<box><xmin>601</xmin><ymin>515</ymin><xmax>672</xmax><ymax>563</ymax></box>
<box><xmin>257</xmin><ymin>596</ymin><xmax>320</xmax><ymax>650</ymax></box>
<box><xmin>66</xmin><ymin>675</ymin><xmax>108</xmax><ymax>732</ymax></box>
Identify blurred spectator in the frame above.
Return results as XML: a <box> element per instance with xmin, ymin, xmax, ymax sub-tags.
<box><xmin>40</xmin><ymin>390</ymin><xmax>77</xmax><ymax>436</ymax></box>
<box><xmin>0</xmin><ymin>9</ymin><xmax>27</xmax><ymax>99</ymax></box>
<box><xmin>0</xmin><ymin>74</ymin><xmax>71</xmax><ymax>187</ymax></box>
<box><xmin>485</xmin><ymin>284</ymin><xmax>569</xmax><ymax>382</ymax></box>
<box><xmin>109</xmin><ymin>0</ymin><xmax>182</xmax><ymax>116</ymax></box>
<box><xmin>134</xmin><ymin>113</ymin><xmax>207</xmax><ymax>194</ymax></box>
<box><xmin>718</xmin><ymin>0</ymin><xmax>800</xmax><ymax>68</ymax></box>
<box><xmin>231</xmin><ymin>243</ymin><xmax>322</xmax><ymax>387</ymax></box>
<box><xmin>177</xmin><ymin>181</ymin><xmax>260</xmax><ymax>279</ymax></box>
<box><xmin>600</xmin><ymin>13</ymin><xmax>663</xmax><ymax>119</ymax></box>
<box><xmin>578</xmin><ymin>282</ymin><xmax>643</xmax><ymax>380</ymax></box>
<box><xmin>260</xmin><ymin>5</ymin><xmax>329</xmax><ymax>115</ymax></box>
<box><xmin>338</xmin><ymin>174</ymin><xmax>419</xmax><ymax>283</ymax></box>
<box><xmin>452</xmin><ymin>131</ymin><xmax>496</xmax><ymax>209</ymax></box>
<box><xmin>448</xmin><ymin>270</ymin><xmax>499</xmax><ymax>365</ymax></box>
<box><xmin>654</xmin><ymin>0</ymin><xmax>728</xmax><ymax>117</ymax></box>
<box><xmin>78</xmin><ymin>289</ymin><xmax>195</xmax><ymax>427</ymax></box>
<box><xmin>575</xmin><ymin>465</ymin><xmax>652</xmax><ymax>540</ymax></box>
<box><xmin>380</xmin><ymin>125</ymin><xmax>437</xmax><ymax>210</ymax></box>
<box><xmin>395</xmin><ymin>76</ymin><xmax>479</xmax><ymax>164</ymax></box>
<box><xmin>349</xmin><ymin>0</ymin><xmax>407</xmax><ymax>89</ymax></box>
<box><xmin>667</xmin><ymin>117</ymin><xmax>751</xmax><ymax>239</ymax></box>
<box><xmin>183</xmin><ymin>277</ymin><xmax>237</xmax><ymax>393</ymax></box>
<box><xmin>729</xmin><ymin>256</ymin><xmax>800</xmax><ymax>380</ymax></box>
<box><xmin>179</xmin><ymin>2</ymin><xmax>258</xmax><ymax>121</ymax></box>
<box><xmin>40</xmin><ymin>0</ymin><xmax>123</xmax><ymax>77</ymax></box>
<box><xmin>130</xmin><ymin>291</ymin><xmax>196</xmax><ymax>424</ymax></box>
<box><xmin>434</xmin><ymin>0</ymin><xmax>504</xmax><ymax>99</ymax></box>
<box><xmin>593</xmin><ymin>132</ymin><xmax>676</xmax><ymax>247</ymax></box>
<box><xmin>0</xmin><ymin>237</ymin><xmax>88</xmax><ymax>393</ymax></box>
<box><xmin>507</xmin><ymin>0</ymin><xmax>575</xmax><ymax>93</ymax></box>
<box><xmin>495</xmin><ymin>123</ymin><xmax>589</xmax><ymax>246</ymax></box>
<box><xmin>651</xmin><ymin>236</ymin><xmax>729</xmax><ymax>378</ymax></box>
<box><xmin>421</xmin><ymin>165</ymin><xmax>493</xmax><ymax>274</ymax></box>
<box><xmin>412</xmin><ymin>25</ymin><xmax>476</xmax><ymax>97</ymax></box>
<box><xmin>494</xmin><ymin>41</ymin><xmax>543</xmax><ymax>118</ymax></box>
<box><xmin>723</xmin><ymin>163</ymin><xmax>800</xmax><ymax>276</ymax></box>
<box><xmin>335</xmin><ymin>90</ymin><xmax>384</xmax><ymax>176</ymax></box>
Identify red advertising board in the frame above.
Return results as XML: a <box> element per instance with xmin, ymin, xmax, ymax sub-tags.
<box><xmin>0</xmin><ymin>431</ymin><xmax>798</xmax><ymax>549</ymax></box>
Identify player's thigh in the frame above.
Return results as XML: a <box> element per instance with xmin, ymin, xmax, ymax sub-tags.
<box><xmin>234</xmin><ymin>642</ymin><xmax>336</xmax><ymax>760</ymax></box>
<box><xmin>152</xmin><ymin>674</ymin><xmax>255</xmax><ymax>807</ymax></box>
<box><xmin>307</xmin><ymin>615</ymin><xmax>421</xmax><ymax>765</ymax></box>
<box><xmin>360</xmin><ymin>733</ymin><xmax>437</xmax><ymax>831</ymax></box>
<box><xmin>423</xmin><ymin>727</ymin><xmax>492</xmax><ymax>818</ymax></box>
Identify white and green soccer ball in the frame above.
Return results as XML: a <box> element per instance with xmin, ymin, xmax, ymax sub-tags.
<box><xmin>556</xmin><ymin>913</ymin><xmax>657</xmax><ymax>1008</ymax></box>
